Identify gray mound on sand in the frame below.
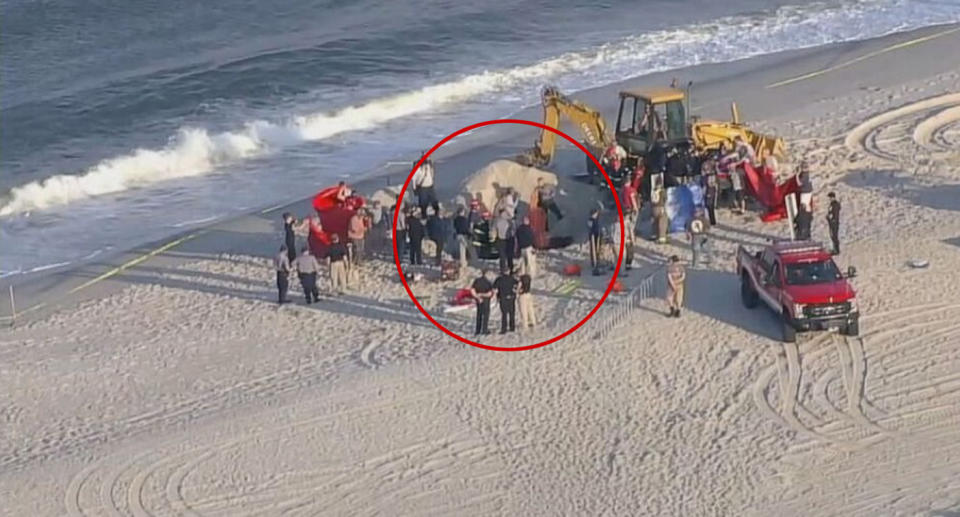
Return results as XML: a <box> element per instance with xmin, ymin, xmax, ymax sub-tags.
<box><xmin>368</xmin><ymin>186</ymin><xmax>403</xmax><ymax>208</ymax></box>
<box><xmin>459</xmin><ymin>160</ymin><xmax>558</xmax><ymax>212</ymax></box>
<box><xmin>460</xmin><ymin>159</ymin><xmax>603</xmax><ymax>239</ymax></box>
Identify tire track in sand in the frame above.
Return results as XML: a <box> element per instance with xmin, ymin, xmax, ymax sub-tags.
<box><xmin>753</xmin><ymin>303</ymin><xmax>960</xmax><ymax>448</ymax></box>
<box><xmin>845</xmin><ymin>92</ymin><xmax>960</xmax><ymax>161</ymax></box>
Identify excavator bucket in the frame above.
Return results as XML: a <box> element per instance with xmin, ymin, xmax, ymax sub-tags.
<box><xmin>691</xmin><ymin>120</ymin><xmax>786</xmax><ymax>159</ymax></box>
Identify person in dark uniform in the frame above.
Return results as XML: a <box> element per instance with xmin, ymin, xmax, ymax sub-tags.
<box><xmin>394</xmin><ymin>204</ymin><xmax>408</xmax><ymax>259</ymax></box>
<box><xmin>326</xmin><ymin>235</ymin><xmax>350</xmax><ymax>295</ymax></box>
<box><xmin>493</xmin><ymin>267</ymin><xmax>518</xmax><ymax>334</ymax></box>
<box><xmin>274</xmin><ymin>245</ymin><xmax>291</xmax><ymax>304</ymax></box>
<box><xmin>515</xmin><ymin>216</ymin><xmax>536</xmax><ymax>277</ymax></box>
<box><xmin>407</xmin><ymin>209</ymin><xmax>425</xmax><ymax>265</ymax></box>
<box><xmin>702</xmin><ymin>159</ymin><xmax>719</xmax><ymax>226</ymax></box>
<box><xmin>470</xmin><ymin>269</ymin><xmax>494</xmax><ymax>335</ymax></box>
<box><xmin>794</xmin><ymin>204</ymin><xmax>813</xmax><ymax>241</ymax></box>
<box><xmin>293</xmin><ymin>246</ymin><xmax>321</xmax><ymax>304</ymax></box>
<box><xmin>426</xmin><ymin>207</ymin><xmax>445</xmax><ymax>266</ymax></box>
<box><xmin>588</xmin><ymin>209</ymin><xmax>603</xmax><ymax>275</ymax></box>
<box><xmin>826</xmin><ymin>191</ymin><xmax>841</xmax><ymax>255</ymax></box>
<box><xmin>646</xmin><ymin>141</ymin><xmax>668</xmax><ymax>186</ymax></box>
<box><xmin>282</xmin><ymin>212</ymin><xmax>297</xmax><ymax>263</ymax></box>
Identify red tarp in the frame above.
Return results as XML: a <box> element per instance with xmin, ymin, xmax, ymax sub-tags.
<box><xmin>453</xmin><ymin>288</ymin><xmax>474</xmax><ymax>305</ymax></box>
<box><xmin>741</xmin><ymin>162</ymin><xmax>800</xmax><ymax>222</ymax></box>
<box><xmin>309</xmin><ymin>186</ymin><xmax>365</xmax><ymax>257</ymax></box>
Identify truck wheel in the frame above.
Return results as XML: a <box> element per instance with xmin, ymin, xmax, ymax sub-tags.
<box><xmin>844</xmin><ymin>318</ymin><xmax>860</xmax><ymax>337</ymax></box>
<box><xmin>782</xmin><ymin>311</ymin><xmax>797</xmax><ymax>343</ymax></box>
<box><xmin>741</xmin><ymin>274</ymin><xmax>759</xmax><ymax>309</ymax></box>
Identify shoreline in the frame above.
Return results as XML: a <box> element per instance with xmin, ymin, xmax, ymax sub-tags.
<box><xmin>2</xmin><ymin>22</ymin><xmax>959</xmax><ymax>324</ymax></box>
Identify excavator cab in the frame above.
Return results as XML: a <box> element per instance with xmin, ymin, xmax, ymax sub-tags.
<box><xmin>615</xmin><ymin>87</ymin><xmax>689</xmax><ymax>157</ymax></box>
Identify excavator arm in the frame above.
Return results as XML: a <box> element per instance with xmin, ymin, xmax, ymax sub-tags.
<box><xmin>517</xmin><ymin>87</ymin><xmax>611</xmax><ymax>168</ymax></box>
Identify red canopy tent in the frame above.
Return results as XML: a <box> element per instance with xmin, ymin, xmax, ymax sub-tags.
<box><xmin>741</xmin><ymin>162</ymin><xmax>800</xmax><ymax>222</ymax></box>
<box><xmin>308</xmin><ymin>186</ymin><xmax>366</xmax><ymax>257</ymax></box>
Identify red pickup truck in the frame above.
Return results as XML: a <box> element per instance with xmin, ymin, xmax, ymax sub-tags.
<box><xmin>736</xmin><ymin>241</ymin><xmax>859</xmax><ymax>342</ymax></box>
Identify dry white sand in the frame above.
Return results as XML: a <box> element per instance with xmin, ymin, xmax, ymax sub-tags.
<box><xmin>3</xmin><ymin>63</ymin><xmax>960</xmax><ymax>516</ymax></box>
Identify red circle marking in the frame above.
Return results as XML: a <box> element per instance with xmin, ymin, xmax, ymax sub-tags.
<box><xmin>392</xmin><ymin>119</ymin><xmax>624</xmax><ymax>351</ymax></box>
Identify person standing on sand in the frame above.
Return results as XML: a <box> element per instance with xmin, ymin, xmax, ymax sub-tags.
<box><xmin>588</xmin><ymin>208</ymin><xmax>603</xmax><ymax>275</ymax></box>
<box><xmin>369</xmin><ymin>200</ymin><xmax>384</xmax><ymax>227</ymax></box>
<box><xmin>470</xmin><ymin>269</ymin><xmax>494</xmax><ymax>335</ymax></box>
<box><xmin>516</xmin><ymin>215</ymin><xmax>536</xmax><ymax>277</ymax></box>
<box><xmin>426</xmin><ymin>207</ymin><xmax>445</xmax><ymax>266</ymax></box>
<box><xmin>494</xmin><ymin>209</ymin><xmax>515</xmax><ymax>273</ymax></box>
<box><xmin>395</xmin><ymin>205</ymin><xmax>408</xmax><ymax>259</ymax></box>
<box><xmin>413</xmin><ymin>157</ymin><xmax>439</xmax><ymax>216</ymax></box>
<box><xmin>407</xmin><ymin>208</ymin><xmax>425</xmax><ymax>265</ymax></box>
<box><xmin>730</xmin><ymin>160</ymin><xmax>746</xmax><ymax>214</ymax></box>
<box><xmin>326</xmin><ymin>234</ymin><xmax>349</xmax><ymax>295</ymax></box>
<box><xmin>734</xmin><ymin>134</ymin><xmax>757</xmax><ymax>167</ymax></box>
<box><xmin>294</xmin><ymin>246</ymin><xmax>321</xmax><ymax>304</ymax></box>
<box><xmin>666</xmin><ymin>255</ymin><xmax>686</xmax><ymax>318</ymax></box>
<box><xmin>652</xmin><ymin>183</ymin><xmax>668</xmax><ymax>244</ymax></box>
<box><xmin>536</xmin><ymin>178</ymin><xmax>563</xmax><ymax>230</ymax></box>
<box><xmin>794</xmin><ymin>204</ymin><xmax>813</xmax><ymax>241</ymax></box>
<box><xmin>493</xmin><ymin>267</ymin><xmax>518</xmax><ymax>334</ymax></box>
<box><xmin>686</xmin><ymin>208</ymin><xmax>711</xmax><ymax>268</ymax></box>
<box><xmin>797</xmin><ymin>161</ymin><xmax>814</xmax><ymax>212</ymax></box>
<box><xmin>347</xmin><ymin>209</ymin><xmax>367</xmax><ymax>266</ymax></box>
<box><xmin>282</xmin><ymin>213</ymin><xmax>298</xmax><ymax>263</ymax></box>
<box><xmin>621</xmin><ymin>176</ymin><xmax>639</xmax><ymax>237</ymax></box>
<box><xmin>826</xmin><ymin>191</ymin><xmax>841</xmax><ymax>255</ymax></box>
<box><xmin>274</xmin><ymin>245</ymin><xmax>292</xmax><ymax>304</ymax></box>
<box><xmin>454</xmin><ymin>207</ymin><xmax>473</xmax><ymax>272</ymax></box>
<box><xmin>496</xmin><ymin>188</ymin><xmax>518</xmax><ymax>220</ymax></box>
<box><xmin>701</xmin><ymin>159</ymin><xmax>719</xmax><ymax>226</ymax></box>
<box><xmin>610</xmin><ymin>215</ymin><xmax>635</xmax><ymax>272</ymax></box>
<box><xmin>517</xmin><ymin>269</ymin><xmax>536</xmax><ymax>330</ymax></box>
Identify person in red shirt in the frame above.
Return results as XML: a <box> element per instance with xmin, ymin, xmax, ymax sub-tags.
<box><xmin>631</xmin><ymin>164</ymin><xmax>645</xmax><ymax>190</ymax></box>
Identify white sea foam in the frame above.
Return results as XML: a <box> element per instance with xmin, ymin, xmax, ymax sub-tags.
<box><xmin>1</xmin><ymin>0</ymin><xmax>956</xmax><ymax>216</ymax></box>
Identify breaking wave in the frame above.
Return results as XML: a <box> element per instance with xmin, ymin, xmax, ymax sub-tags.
<box><xmin>2</xmin><ymin>0</ymin><xmax>956</xmax><ymax>216</ymax></box>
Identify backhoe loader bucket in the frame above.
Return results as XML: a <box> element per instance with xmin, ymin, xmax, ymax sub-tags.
<box><xmin>691</xmin><ymin>121</ymin><xmax>786</xmax><ymax>159</ymax></box>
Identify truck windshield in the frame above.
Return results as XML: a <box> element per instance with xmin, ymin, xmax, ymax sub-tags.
<box><xmin>784</xmin><ymin>261</ymin><xmax>842</xmax><ymax>285</ymax></box>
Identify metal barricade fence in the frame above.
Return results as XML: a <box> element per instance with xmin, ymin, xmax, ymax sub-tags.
<box><xmin>592</xmin><ymin>265</ymin><xmax>665</xmax><ymax>340</ymax></box>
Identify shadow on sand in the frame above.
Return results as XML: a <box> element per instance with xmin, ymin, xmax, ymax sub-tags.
<box><xmin>682</xmin><ymin>268</ymin><xmax>782</xmax><ymax>341</ymax></box>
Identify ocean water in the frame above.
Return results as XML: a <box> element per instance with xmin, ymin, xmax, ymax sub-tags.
<box><xmin>1</xmin><ymin>0</ymin><xmax>959</xmax><ymax>276</ymax></box>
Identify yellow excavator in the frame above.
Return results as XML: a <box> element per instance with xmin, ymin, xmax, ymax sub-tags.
<box><xmin>516</xmin><ymin>85</ymin><xmax>785</xmax><ymax>179</ymax></box>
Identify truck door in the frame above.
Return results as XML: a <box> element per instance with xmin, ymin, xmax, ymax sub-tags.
<box><xmin>768</xmin><ymin>259</ymin><xmax>785</xmax><ymax>312</ymax></box>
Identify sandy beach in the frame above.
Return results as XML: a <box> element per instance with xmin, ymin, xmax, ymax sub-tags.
<box><xmin>3</xmin><ymin>24</ymin><xmax>960</xmax><ymax>516</ymax></box>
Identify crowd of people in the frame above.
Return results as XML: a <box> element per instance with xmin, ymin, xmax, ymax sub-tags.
<box><xmin>587</xmin><ymin>134</ymin><xmax>844</xmax><ymax>318</ymax></box>
<box><xmin>272</xmin><ymin>135</ymin><xmax>844</xmax><ymax>329</ymax></box>
<box><xmin>270</xmin><ymin>158</ymin><xmax>562</xmax><ymax>337</ymax></box>
<box><xmin>273</xmin><ymin>188</ymin><xmax>389</xmax><ymax>305</ymax></box>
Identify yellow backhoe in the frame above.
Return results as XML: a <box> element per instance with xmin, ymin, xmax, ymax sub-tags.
<box><xmin>516</xmin><ymin>86</ymin><xmax>612</xmax><ymax>168</ymax></box>
<box><xmin>517</xmin><ymin>84</ymin><xmax>785</xmax><ymax>174</ymax></box>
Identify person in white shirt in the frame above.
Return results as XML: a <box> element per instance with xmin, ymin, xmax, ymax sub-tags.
<box><xmin>412</xmin><ymin>157</ymin><xmax>439</xmax><ymax>215</ymax></box>
<box><xmin>733</xmin><ymin>135</ymin><xmax>757</xmax><ymax>167</ymax></box>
